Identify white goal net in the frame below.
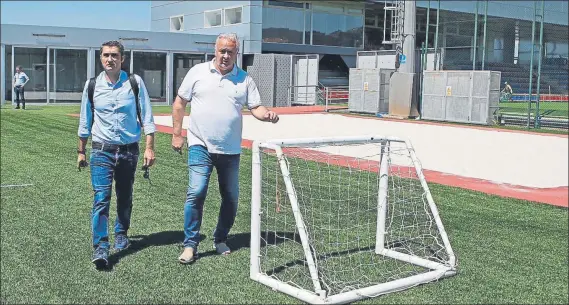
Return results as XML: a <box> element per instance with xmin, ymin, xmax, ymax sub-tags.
<box><xmin>250</xmin><ymin>136</ymin><xmax>457</xmax><ymax>304</ymax></box>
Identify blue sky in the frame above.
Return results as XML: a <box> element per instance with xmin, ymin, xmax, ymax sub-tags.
<box><xmin>1</xmin><ymin>1</ymin><xmax>151</xmax><ymax>31</ymax></box>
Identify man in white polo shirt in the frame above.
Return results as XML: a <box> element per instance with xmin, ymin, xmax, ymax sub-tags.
<box><xmin>171</xmin><ymin>33</ymin><xmax>279</xmax><ymax>264</ymax></box>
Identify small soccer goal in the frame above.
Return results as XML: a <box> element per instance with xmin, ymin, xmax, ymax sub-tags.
<box><xmin>250</xmin><ymin>136</ymin><xmax>457</xmax><ymax>304</ymax></box>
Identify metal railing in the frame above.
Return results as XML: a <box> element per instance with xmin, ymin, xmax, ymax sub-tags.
<box><xmin>322</xmin><ymin>85</ymin><xmax>349</xmax><ymax>112</ymax></box>
<box><xmin>288</xmin><ymin>85</ymin><xmax>319</xmax><ymax>106</ymax></box>
<box><xmin>288</xmin><ymin>84</ymin><xmax>350</xmax><ymax>111</ymax></box>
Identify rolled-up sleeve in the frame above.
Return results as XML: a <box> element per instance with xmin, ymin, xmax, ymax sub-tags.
<box><xmin>136</xmin><ymin>76</ymin><xmax>156</xmax><ymax>135</ymax></box>
<box><xmin>77</xmin><ymin>80</ymin><xmax>92</xmax><ymax>138</ymax></box>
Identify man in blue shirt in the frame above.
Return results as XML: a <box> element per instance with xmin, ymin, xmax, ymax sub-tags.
<box><xmin>13</xmin><ymin>65</ymin><xmax>29</xmax><ymax>109</ymax></box>
<box><xmin>77</xmin><ymin>40</ymin><xmax>157</xmax><ymax>269</ymax></box>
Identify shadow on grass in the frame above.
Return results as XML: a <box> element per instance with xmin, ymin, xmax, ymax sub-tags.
<box><xmin>96</xmin><ymin>230</ymin><xmax>297</xmax><ymax>271</ymax></box>
<box><xmin>197</xmin><ymin>231</ymin><xmax>300</xmax><ymax>259</ymax></box>
<box><xmin>98</xmin><ymin>230</ymin><xmax>199</xmax><ymax>271</ymax></box>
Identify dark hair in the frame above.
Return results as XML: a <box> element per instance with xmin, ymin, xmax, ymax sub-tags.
<box><xmin>100</xmin><ymin>40</ymin><xmax>125</xmax><ymax>56</ymax></box>
<box><xmin>15</xmin><ymin>65</ymin><xmax>22</xmax><ymax>70</ymax></box>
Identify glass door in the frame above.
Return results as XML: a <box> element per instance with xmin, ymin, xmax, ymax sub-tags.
<box><xmin>132</xmin><ymin>51</ymin><xmax>167</xmax><ymax>103</ymax></box>
<box><xmin>173</xmin><ymin>53</ymin><xmax>205</xmax><ymax>101</ymax></box>
<box><xmin>13</xmin><ymin>46</ymin><xmax>47</xmax><ymax>103</ymax></box>
<box><xmin>48</xmin><ymin>47</ymin><xmax>88</xmax><ymax>103</ymax></box>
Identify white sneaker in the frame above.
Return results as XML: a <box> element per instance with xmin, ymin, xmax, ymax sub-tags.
<box><xmin>213</xmin><ymin>242</ymin><xmax>231</xmax><ymax>255</ymax></box>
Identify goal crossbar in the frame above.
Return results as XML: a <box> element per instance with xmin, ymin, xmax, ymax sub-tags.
<box><xmin>263</xmin><ymin>135</ymin><xmax>407</xmax><ymax>147</ymax></box>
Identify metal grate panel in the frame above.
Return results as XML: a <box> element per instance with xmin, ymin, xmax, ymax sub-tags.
<box><xmin>421</xmin><ymin>70</ymin><xmax>501</xmax><ymax>125</ymax></box>
<box><xmin>252</xmin><ymin>54</ymin><xmax>276</xmax><ymax>107</ymax></box>
<box><xmin>421</xmin><ymin>95</ymin><xmax>445</xmax><ymax>120</ymax></box>
<box><xmin>349</xmin><ymin>69</ymin><xmax>364</xmax><ymax>112</ymax></box>
<box><xmin>348</xmin><ymin>68</ymin><xmax>394</xmax><ymax>114</ymax></box>
<box><xmin>274</xmin><ymin>54</ymin><xmax>291</xmax><ymax>107</ymax></box>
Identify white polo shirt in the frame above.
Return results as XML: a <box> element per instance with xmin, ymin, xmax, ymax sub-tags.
<box><xmin>177</xmin><ymin>60</ymin><xmax>261</xmax><ymax>154</ymax></box>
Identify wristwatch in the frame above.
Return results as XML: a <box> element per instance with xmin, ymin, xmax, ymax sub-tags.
<box><xmin>77</xmin><ymin>150</ymin><xmax>86</xmax><ymax>154</ymax></box>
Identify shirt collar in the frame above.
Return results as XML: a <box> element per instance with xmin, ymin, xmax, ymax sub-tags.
<box><xmin>101</xmin><ymin>70</ymin><xmax>128</xmax><ymax>86</ymax></box>
<box><xmin>209</xmin><ymin>58</ymin><xmax>238</xmax><ymax>76</ymax></box>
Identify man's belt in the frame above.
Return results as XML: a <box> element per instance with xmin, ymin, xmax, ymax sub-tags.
<box><xmin>92</xmin><ymin>141</ymin><xmax>138</xmax><ymax>153</ymax></box>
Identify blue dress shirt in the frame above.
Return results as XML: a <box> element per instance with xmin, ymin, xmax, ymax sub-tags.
<box><xmin>78</xmin><ymin>71</ymin><xmax>156</xmax><ymax>145</ymax></box>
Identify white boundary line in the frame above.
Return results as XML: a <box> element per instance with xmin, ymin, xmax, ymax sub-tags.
<box><xmin>1</xmin><ymin>184</ymin><xmax>34</xmax><ymax>188</ymax></box>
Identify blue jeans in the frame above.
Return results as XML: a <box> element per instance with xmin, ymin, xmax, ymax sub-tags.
<box><xmin>14</xmin><ymin>86</ymin><xmax>25</xmax><ymax>108</ymax></box>
<box><xmin>183</xmin><ymin>145</ymin><xmax>240</xmax><ymax>251</ymax></box>
<box><xmin>90</xmin><ymin>144</ymin><xmax>139</xmax><ymax>249</ymax></box>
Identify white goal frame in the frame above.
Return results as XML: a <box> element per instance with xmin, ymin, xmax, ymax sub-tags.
<box><xmin>250</xmin><ymin>135</ymin><xmax>457</xmax><ymax>304</ymax></box>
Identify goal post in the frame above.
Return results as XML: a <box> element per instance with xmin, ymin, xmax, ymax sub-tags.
<box><xmin>250</xmin><ymin>135</ymin><xmax>457</xmax><ymax>304</ymax></box>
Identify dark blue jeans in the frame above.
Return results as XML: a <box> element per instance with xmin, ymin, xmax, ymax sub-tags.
<box><xmin>14</xmin><ymin>86</ymin><xmax>25</xmax><ymax>108</ymax></box>
<box><xmin>90</xmin><ymin>143</ymin><xmax>139</xmax><ymax>249</ymax></box>
<box><xmin>183</xmin><ymin>145</ymin><xmax>240</xmax><ymax>251</ymax></box>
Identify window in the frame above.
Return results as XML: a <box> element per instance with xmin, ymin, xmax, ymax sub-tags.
<box><xmin>266</xmin><ymin>0</ymin><xmax>304</xmax><ymax>9</ymax></box>
<box><xmin>173</xmin><ymin>53</ymin><xmax>204</xmax><ymax>100</ymax></box>
<box><xmin>132</xmin><ymin>51</ymin><xmax>167</xmax><ymax>103</ymax></box>
<box><xmin>313</xmin><ymin>4</ymin><xmax>345</xmax><ymax>14</ymax></box>
<box><xmin>262</xmin><ymin>6</ymin><xmax>305</xmax><ymax>44</ymax></box>
<box><xmin>445</xmin><ymin>35</ymin><xmax>472</xmax><ymax>48</ymax></box>
<box><xmin>312</xmin><ymin>12</ymin><xmax>364</xmax><ymax>48</ymax></box>
<box><xmin>346</xmin><ymin>8</ymin><xmax>364</xmax><ymax>15</ymax></box>
<box><xmin>4</xmin><ymin>45</ymin><xmax>12</xmax><ymax>101</ymax></box>
<box><xmin>48</xmin><ymin>48</ymin><xmax>87</xmax><ymax>103</ymax></box>
<box><xmin>445</xmin><ymin>23</ymin><xmax>459</xmax><ymax>35</ymax></box>
<box><xmin>365</xmin><ymin>16</ymin><xmax>377</xmax><ymax>27</ymax></box>
<box><xmin>204</xmin><ymin>9</ymin><xmax>222</xmax><ymax>27</ymax></box>
<box><xmin>13</xmin><ymin>47</ymin><xmax>47</xmax><ymax>102</ymax></box>
<box><xmin>224</xmin><ymin>7</ymin><xmax>242</xmax><ymax>25</ymax></box>
<box><xmin>170</xmin><ymin>15</ymin><xmax>184</xmax><ymax>32</ymax></box>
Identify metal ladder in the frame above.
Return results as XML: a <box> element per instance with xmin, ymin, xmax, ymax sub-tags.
<box><xmin>382</xmin><ymin>0</ymin><xmax>405</xmax><ymax>44</ymax></box>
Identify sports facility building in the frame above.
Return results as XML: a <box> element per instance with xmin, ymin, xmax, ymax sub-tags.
<box><xmin>1</xmin><ymin>24</ymin><xmax>217</xmax><ymax>105</ymax></box>
<box><xmin>151</xmin><ymin>0</ymin><xmax>568</xmax><ymax>94</ymax></box>
<box><xmin>2</xmin><ymin>0</ymin><xmax>567</xmax><ymax>128</ymax></box>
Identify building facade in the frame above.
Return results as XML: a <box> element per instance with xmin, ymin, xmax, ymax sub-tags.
<box><xmin>151</xmin><ymin>1</ymin><xmax>366</xmax><ymax>70</ymax></box>
<box><xmin>151</xmin><ymin>0</ymin><xmax>568</xmax><ymax>93</ymax></box>
<box><xmin>2</xmin><ymin>1</ymin><xmax>567</xmax><ymax>106</ymax></box>
<box><xmin>1</xmin><ymin>24</ymin><xmax>217</xmax><ymax>105</ymax></box>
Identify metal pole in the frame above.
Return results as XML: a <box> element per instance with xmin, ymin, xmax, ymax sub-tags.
<box><xmin>46</xmin><ymin>49</ymin><xmax>50</xmax><ymax>104</ymax></box>
<box><xmin>401</xmin><ymin>0</ymin><xmax>416</xmax><ymax>74</ymax></box>
<box><xmin>534</xmin><ymin>0</ymin><xmax>545</xmax><ymax>128</ymax></box>
<box><xmin>53</xmin><ymin>49</ymin><xmax>57</xmax><ymax>103</ymax></box>
<box><xmin>526</xmin><ymin>0</ymin><xmax>537</xmax><ymax>128</ymax></box>
<box><xmin>0</xmin><ymin>44</ymin><xmax>5</xmax><ymax>106</ymax></box>
<box><xmin>11</xmin><ymin>46</ymin><xmax>15</xmax><ymax>107</ymax></box>
<box><xmin>481</xmin><ymin>0</ymin><xmax>488</xmax><ymax>70</ymax></box>
<box><xmin>420</xmin><ymin>41</ymin><xmax>425</xmax><ymax>111</ymax></box>
<box><xmin>325</xmin><ymin>86</ymin><xmax>329</xmax><ymax>112</ymax></box>
<box><xmin>424</xmin><ymin>0</ymin><xmax>431</xmax><ymax>70</ymax></box>
<box><xmin>433</xmin><ymin>0</ymin><xmax>441</xmax><ymax>70</ymax></box>
<box><xmin>473</xmin><ymin>1</ymin><xmax>479</xmax><ymax>70</ymax></box>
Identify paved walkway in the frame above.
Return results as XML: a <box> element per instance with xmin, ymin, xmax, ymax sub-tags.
<box><xmin>153</xmin><ymin>106</ymin><xmax>568</xmax><ymax>207</ymax></box>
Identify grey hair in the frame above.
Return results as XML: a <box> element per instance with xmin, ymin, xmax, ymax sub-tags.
<box><xmin>216</xmin><ymin>33</ymin><xmax>240</xmax><ymax>51</ymax></box>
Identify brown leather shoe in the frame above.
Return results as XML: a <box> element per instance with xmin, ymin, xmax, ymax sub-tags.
<box><xmin>178</xmin><ymin>247</ymin><xmax>197</xmax><ymax>264</ymax></box>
